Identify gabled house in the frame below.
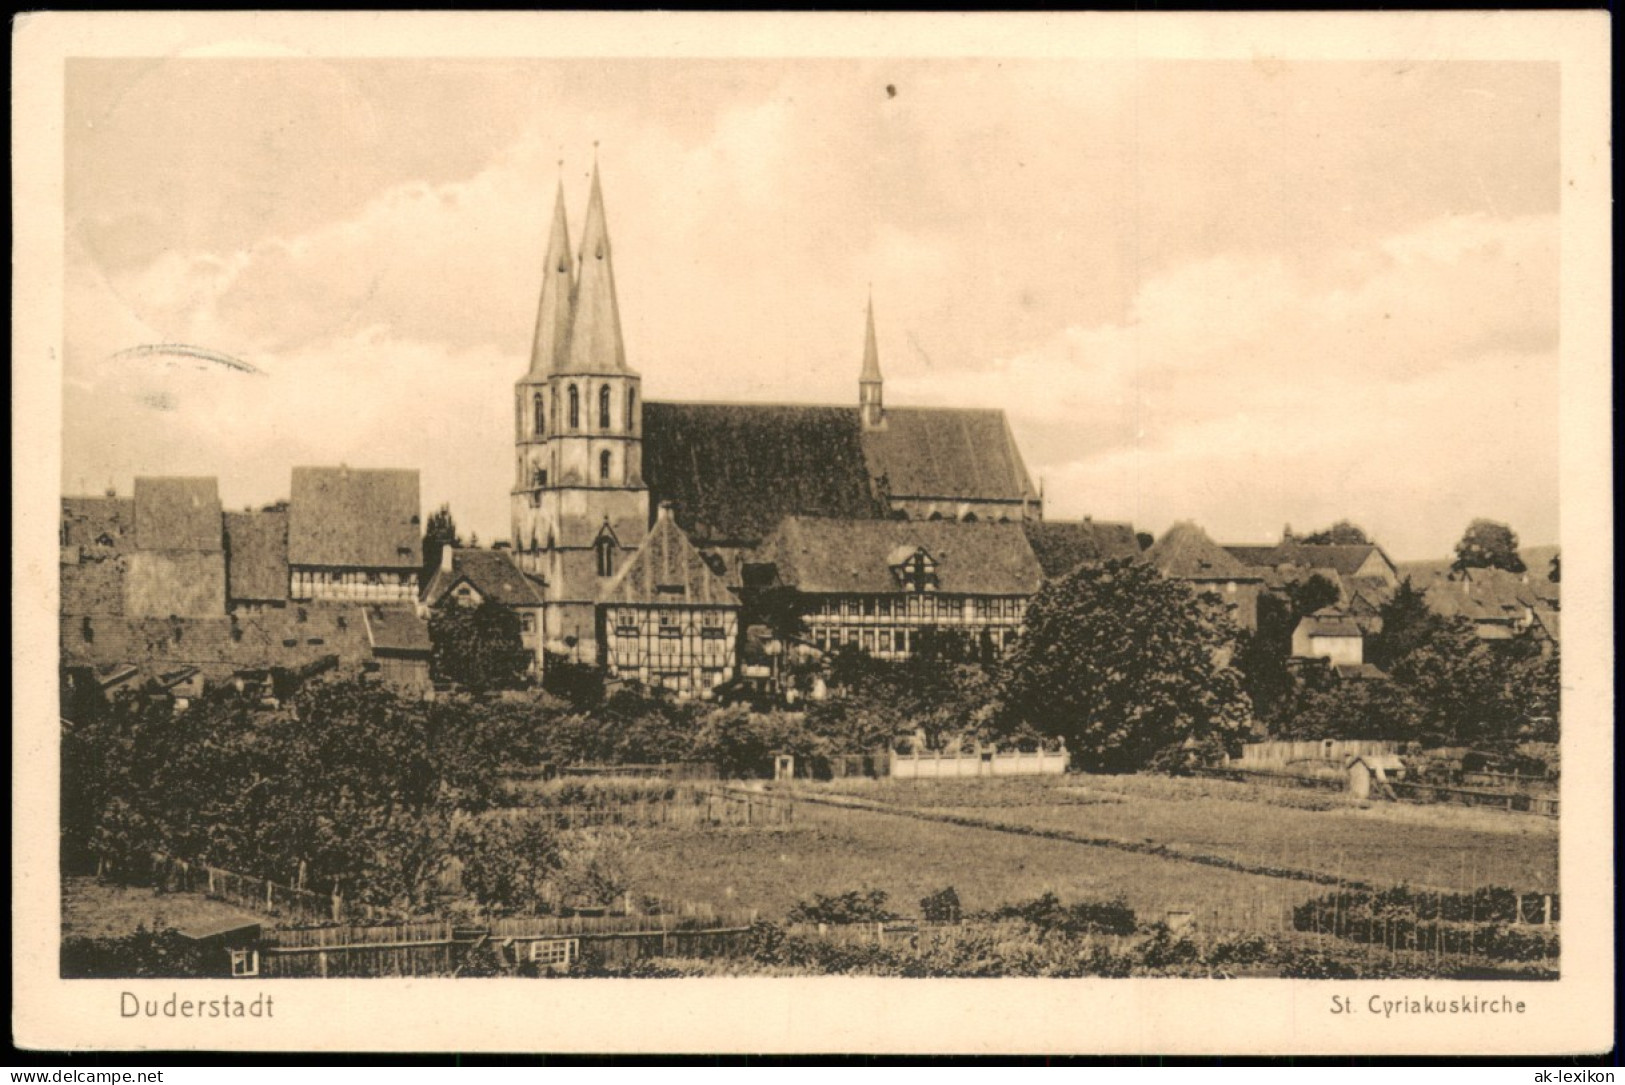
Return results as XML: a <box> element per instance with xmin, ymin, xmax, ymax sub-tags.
<box><xmin>421</xmin><ymin>547</ymin><xmax>548</xmax><ymax>675</ymax></box>
<box><xmin>1146</xmin><ymin>522</ymin><xmax>1263</xmax><ymax>630</ymax></box>
<box><xmin>288</xmin><ymin>466</ymin><xmax>421</xmax><ymax>603</ymax></box>
<box><xmin>1291</xmin><ymin>607</ymin><xmax>1366</xmax><ymax>666</ymax></box>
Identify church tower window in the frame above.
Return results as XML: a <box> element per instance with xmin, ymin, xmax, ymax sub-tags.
<box><xmin>595</xmin><ymin>536</ymin><xmax>616</xmax><ymax>578</ymax></box>
<box><xmin>533</xmin><ymin>393</ymin><xmax>545</xmax><ymax>436</ymax></box>
<box><xmin>626</xmin><ymin>387</ymin><xmax>636</xmax><ymax>432</ymax></box>
<box><xmin>569</xmin><ymin>385</ymin><xmax>580</xmax><ymax>430</ymax></box>
<box><xmin>599</xmin><ymin>450</ymin><xmax>612</xmax><ymax>482</ymax></box>
<box><xmin>599</xmin><ymin>385</ymin><xmax>612</xmax><ymax>429</ymax></box>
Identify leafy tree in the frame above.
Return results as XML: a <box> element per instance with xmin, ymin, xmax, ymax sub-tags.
<box><xmin>1387</xmin><ymin>617</ymin><xmax>1516</xmax><ymax>747</ymax></box>
<box><xmin>421</xmin><ymin>504</ymin><xmax>462</xmax><ymax>584</ymax></box>
<box><xmin>554</xmin><ymin>829</ymin><xmax>634</xmax><ymax>910</ymax></box>
<box><xmin>1234</xmin><ymin>595</ymin><xmax>1295</xmax><ymax>724</ymax></box>
<box><xmin>1286</xmin><ymin>573</ymin><xmax>1342</xmax><ymax>620</ymax></box>
<box><xmin>996</xmin><ymin>558</ymin><xmax>1253</xmax><ymax>772</ymax></box>
<box><xmin>1548</xmin><ymin>554</ymin><xmax>1560</xmax><ymax>583</ymax></box>
<box><xmin>739</xmin><ymin>584</ymin><xmax>809</xmax><ymax>643</ymax></box>
<box><xmin>690</xmin><ymin>705</ymin><xmax>822</xmax><ymax>778</ymax></box>
<box><xmin>1452</xmin><ymin>519</ymin><xmax>1526</xmax><ymax>574</ymax></box>
<box><xmin>455</xmin><ymin>813</ymin><xmax>563</xmax><ymax>916</ymax></box>
<box><xmin>429</xmin><ymin>598</ymin><xmax>530</xmax><ymax>693</ymax></box>
<box><xmin>1271</xmin><ymin>677</ymin><xmax>1424</xmax><ymax>741</ymax></box>
<box><xmin>1368</xmin><ymin>577</ymin><xmax>1439</xmax><ymax>670</ymax></box>
<box><xmin>1300</xmin><ymin>521</ymin><xmax>1372</xmax><ymax>545</ymax></box>
<box><xmin>1135</xmin><ymin>531</ymin><xmax>1154</xmax><ymax>552</ymax></box>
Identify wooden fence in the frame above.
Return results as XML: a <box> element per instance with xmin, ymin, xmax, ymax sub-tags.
<box><xmin>1389</xmin><ymin>780</ymin><xmax>1559</xmax><ymax>816</ymax></box>
<box><xmin>152</xmin><ymin>853</ymin><xmax>380</xmax><ymax>926</ymax></box>
<box><xmin>890</xmin><ymin>748</ymin><xmax>1069</xmax><ymax>779</ymax></box>
<box><xmin>256</xmin><ymin>909</ymin><xmax>757</xmax><ymax>978</ymax></box>
<box><xmin>491</xmin><ymin>788</ymin><xmax>794</xmax><ymax>829</ymax></box>
<box><xmin>1232</xmin><ymin>739</ymin><xmax>1397</xmax><ymax>769</ymax></box>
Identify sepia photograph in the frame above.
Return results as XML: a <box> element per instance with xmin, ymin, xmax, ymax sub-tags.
<box><xmin>12</xmin><ymin>11</ymin><xmax>1612</xmax><ymax>1056</ymax></box>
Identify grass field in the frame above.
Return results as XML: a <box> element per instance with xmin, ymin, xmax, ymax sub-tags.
<box><xmin>804</xmin><ymin>774</ymin><xmax>1558</xmax><ymax>893</ymax></box>
<box><xmin>62</xmin><ymin>876</ymin><xmax>266</xmax><ymax>940</ymax></box>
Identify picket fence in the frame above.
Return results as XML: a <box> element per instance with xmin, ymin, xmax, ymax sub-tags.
<box><xmin>152</xmin><ymin>853</ymin><xmax>380</xmax><ymax>925</ymax></box>
<box><xmin>257</xmin><ymin>909</ymin><xmax>758</xmax><ymax>978</ymax></box>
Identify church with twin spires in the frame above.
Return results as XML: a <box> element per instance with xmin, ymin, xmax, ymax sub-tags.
<box><xmin>509</xmin><ymin>165</ymin><xmax>1139</xmax><ymax>698</ymax></box>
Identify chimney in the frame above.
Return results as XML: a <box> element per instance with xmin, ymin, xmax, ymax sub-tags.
<box><xmin>441</xmin><ymin>545</ymin><xmax>455</xmax><ymax>574</ymax></box>
<box><xmin>657</xmin><ymin>500</ymin><xmax>676</xmax><ymax>521</ymax></box>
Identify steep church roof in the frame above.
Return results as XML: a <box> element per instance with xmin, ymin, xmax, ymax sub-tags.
<box><xmin>600</xmin><ymin>504</ymin><xmax>736</xmax><ymax>606</ymax></box>
<box><xmin>528</xmin><ymin>180</ymin><xmax>575</xmax><ymax>377</ymax></box>
<box><xmin>423</xmin><ymin>548</ymin><xmax>545</xmax><ymax>608</ymax></box>
<box><xmin>224</xmin><ymin>508</ymin><xmax>289</xmax><ymax>602</ymax></box>
<box><xmin>861</xmin><ymin>407</ymin><xmax>1036</xmax><ymax>503</ymax></box>
<box><xmin>641</xmin><ymin>402</ymin><xmax>885</xmax><ymax>547</ymax></box>
<box><xmin>559</xmin><ymin>166</ymin><xmax>630</xmax><ymax>375</ymax></box>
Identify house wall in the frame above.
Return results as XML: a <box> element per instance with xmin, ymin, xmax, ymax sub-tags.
<box><xmin>1355</xmin><ymin>550</ymin><xmax>1398</xmax><ymax>586</ymax></box>
<box><xmin>291</xmin><ymin>566</ymin><xmax>417</xmax><ymax>603</ymax></box>
<box><xmin>891</xmin><ymin>749</ymin><xmax>1068</xmax><ymax>779</ymax></box>
<box><xmin>1310</xmin><ymin>633</ymin><xmax>1364</xmax><ymax>666</ymax></box>
<box><xmin>600</xmin><ymin>604</ymin><xmax>738</xmax><ymax>697</ymax></box>
<box><xmin>124</xmin><ymin>551</ymin><xmax>226</xmax><ymax>618</ymax></box>
<box><xmin>803</xmin><ymin>593</ymin><xmax>1027</xmax><ymax>659</ymax></box>
<box><xmin>1187</xmin><ymin>579</ymin><xmax>1259</xmax><ymax>631</ymax></box>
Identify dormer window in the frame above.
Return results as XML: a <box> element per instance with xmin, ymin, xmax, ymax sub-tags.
<box><xmin>599</xmin><ymin>385</ymin><xmax>611</xmax><ymax>429</ymax></box>
<box><xmin>892</xmin><ymin>548</ymin><xmax>938</xmax><ymax>593</ymax></box>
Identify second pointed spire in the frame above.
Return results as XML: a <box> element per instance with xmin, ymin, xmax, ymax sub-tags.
<box><xmin>561</xmin><ymin>164</ymin><xmax>630</xmax><ymax>374</ymax></box>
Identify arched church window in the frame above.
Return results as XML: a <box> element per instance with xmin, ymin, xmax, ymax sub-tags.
<box><xmin>599</xmin><ymin>450</ymin><xmax>612</xmax><ymax>482</ymax></box>
<box><xmin>626</xmin><ymin>387</ymin><xmax>636</xmax><ymax>432</ymax></box>
<box><xmin>599</xmin><ymin>385</ymin><xmax>612</xmax><ymax>429</ymax></box>
<box><xmin>533</xmin><ymin>393</ymin><xmax>545</xmax><ymax>436</ymax></box>
<box><xmin>568</xmin><ymin>385</ymin><xmax>580</xmax><ymax>430</ymax></box>
<box><xmin>595</xmin><ymin>536</ymin><xmax>616</xmax><ymax>578</ymax></box>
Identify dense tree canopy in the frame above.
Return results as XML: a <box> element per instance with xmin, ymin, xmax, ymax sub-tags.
<box><xmin>996</xmin><ymin>559</ymin><xmax>1252</xmax><ymax>772</ymax></box>
<box><xmin>1300</xmin><ymin>521</ymin><xmax>1371</xmax><ymax>545</ymax></box>
<box><xmin>421</xmin><ymin>504</ymin><xmax>461</xmax><ymax>584</ymax></box>
<box><xmin>1453</xmin><ymin>519</ymin><xmax>1526</xmax><ymax>573</ymax></box>
<box><xmin>429</xmin><ymin>599</ymin><xmax>531</xmax><ymax>693</ymax></box>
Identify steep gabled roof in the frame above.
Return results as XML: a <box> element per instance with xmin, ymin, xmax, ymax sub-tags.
<box><xmin>642</xmin><ymin>402</ymin><xmax>884</xmax><ymax>547</ymax></box>
<box><xmin>600</xmin><ymin>506</ymin><xmax>736</xmax><ymax>606</ymax></box>
<box><xmin>62</xmin><ymin>496</ymin><xmax>134</xmax><ymax>552</ymax></box>
<box><xmin>529</xmin><ymin>180</ymin><xmax>575</xmax><ymax>377</ymax></box>
<box><xmin>1147</xmin><ymin>522</ymin><xmax>1256</xmax><ymax>581</ymax></box>
<box><xmin>288</xmin><ymin>467</ymin><xmax>421</xmax><ymax>569</ymax></box>
<box><xmin>862</xmin><ymin>407</ymin><xmax>1035</xmax><ymax>503</ymax></box>
<box><xmin>560</xmin><ymin>166</ymin><xmax>629</xmax><ymax>375</ymax></box>
<box><xmin>134</xmin><ymin>477</ymin><xmax>222</xmax><ymax>552</ymax></box>
<box><xmin>1225</xmin><ymin>541</ymin><xmax>1394</xmax><ymax>579</ymax></box>
<box><xmin>225</xmin><ymin>509</ymin><xmax>288</xmax><ymax>602</ymax></box>
<box><xmin>761</xmin><ymin>517</ymin><xmax>1044</xmax><ymax>596</ymax></box>
<box><xmin>423</xmin><ymin>548</ymin><xmax>545</xmax><ymax>608</ymax></box>
<box><xmin>1022</xmin><ymin>519</ymin><xmax>1142</xmax><ymax>579</ymax></box>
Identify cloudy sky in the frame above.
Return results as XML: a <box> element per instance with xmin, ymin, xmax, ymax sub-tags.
<box><xmin>62</xmin><ymin>56</ymin><xmax>1559</xmax><ymax>560</ymax></box>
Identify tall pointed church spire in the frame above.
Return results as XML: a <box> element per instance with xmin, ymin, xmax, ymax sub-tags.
<box><xmin>859</xmin><ymin>290</ymin><xmax>884</xmax><ymax>428</ymax></box>
<box><xmin>530</xmin><ymin>178</ymin><xmax>575</xmax><ymax>375</ymax></box>
<box><xmin>562</xmin><ymin>163</ymin><xmax>630</xmax><ymax>374</ymax></box>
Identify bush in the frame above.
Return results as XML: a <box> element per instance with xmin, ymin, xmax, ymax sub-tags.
<box><xmin>60</xmin><ymin>927</ymin><xmax>213</xmax><ymax>979</ymax></box>
<box><xmin>980</xmin><ymin>892</ymin><xmax>1138</xmax><ymax>936</ymax></box>
<box><xmin>554</xmin><ymin>829</ymin><xmax>634</xmax><ymax>910</ymax></box>
<box><xmin>919</xmin><ymin>886</ymin><xmax>963</xmax><ymax>923</ymax></box>
<box><xmin>786</xmin><ymin>888</ymin><xmax>897</xmax><ymax>925</ymax></box>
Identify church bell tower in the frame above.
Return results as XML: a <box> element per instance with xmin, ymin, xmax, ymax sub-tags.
<box><xmin>512</xmin><ymin>164</ymin><xmax>648</xmax><ymax>659</ymax></box>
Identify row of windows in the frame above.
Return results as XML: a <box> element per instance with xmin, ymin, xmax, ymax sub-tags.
<box><xmin>532</xmin><ymin>384</ymin><xmax>636</xmax><ymax>436</ymax></box>
<box><xmin>812</xmin><ymin>625</ymin><xmax>1018</xmax><ymax>656</ymax></box>
<box><xmin>811</xmin><ymin>595</ymin><xmax>1026</xmax><ymax>622</ymax></box>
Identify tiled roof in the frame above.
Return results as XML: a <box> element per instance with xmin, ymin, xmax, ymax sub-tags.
<box><xmin>528</xmin><ymin>180</ymin><xmax>575</xmax><ymax>377</ymax></box>
<box><xmin>288</xmin><ymin>467</ymin><xmax>421</xmax><ymax>569</ymax></box>
<box><xmin>61</xmin><ymin>556</ymin><xmax>125</xmax><ymax>615</ymax></box>
<box><xmin>643</xmin><ymin>402</ymin><xmax>884</xmax><ymax>547</ymax></box>
<box><xmin>61</xmin><ymin>606</ymin><xmax>378</xmax><ymax>673</ymax></box>
<box><xmin>1147</xmin><ymin>523</ymin><xmax>1257</xmax><ymax>581</ymax></box>
<box><xmin>1022</xmin><ymin>519</ymin><xmax>1142</xmax><ymax>579</ymax></box>
<box><xmin>364</xmin><ymin>607</ymin><xmax>432</xmax><ymax>653</ymax></box>
<box><xmin>61</xmin><ymin>496</ymin><xmax>134</xmax><ymax>553</ymax></box>
<box><xmin>423</xmin><ymin>548</ymin><xmax>545</xmax><ymax>608</ymax></box>
<box><xmin>1334</xmin><ymin>663</ymin><xmax>1389</xmax><ymax>681</ymax></box>
<box><xmin>1532</xmin><ymin>606</ymin><xmax>1560</xmax><ymax>643</ymax></box>
<box><xmin>225</xmin><ymin>509</ymin><xmax>289</xmax><ymax>602</ymax></box>
<box><xmin>1297</xmin><ymin>608</ymin><xmax>1363</xmax><ymax>638</ymax></box>
<box><xmin>862</xmin><ymin>407</ymin><xmax>1035</xmax><ymax>503</ymax></box>
<box><xmin>1225</xmin><ymin>541</ymin><xmax>1393</xmax><ymax>579</ymax></box>
<box><xmin>760</xmin><ymin>517</ymin><xmax>1044</xmax><ymax>596</ymax></box>
<box><xmin>600</xmin><ymin>507</ymin><xmax>737</xmax><ymax>607</ymax></box>
<box><xmin>558</xmin><ymin>167</ymin><xmax>629</xmax><ymax>375</ymax></box>
<box><xmin>134</xmin><ymin>477</ymin><xmax>222</xmax><ymax>552</ymax></box>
